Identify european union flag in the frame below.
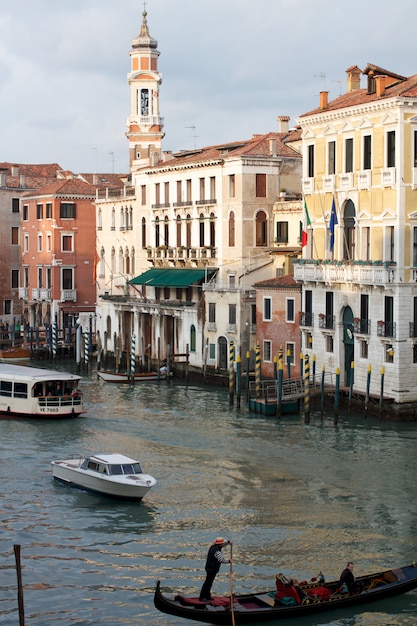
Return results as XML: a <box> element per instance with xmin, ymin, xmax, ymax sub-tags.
<box><xmin>329</xmin><ymin>197</ymin><xmax>338</xmax><ymax>252</ymax></box>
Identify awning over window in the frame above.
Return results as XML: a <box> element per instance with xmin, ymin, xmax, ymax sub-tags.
<box><xmin>129</xmin><ymin>268</ymin><xmax>217</xmax><ymax>288</ymax></box>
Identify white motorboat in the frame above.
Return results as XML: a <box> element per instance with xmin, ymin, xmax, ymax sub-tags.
<box><xmin>51</xmin><ymin>453</ymin><xmax>157</xmax><ymax>501</ymax></box>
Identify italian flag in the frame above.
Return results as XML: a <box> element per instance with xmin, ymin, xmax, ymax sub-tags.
<box><xmin>301</xmin><ymin>199</ymin><xmax>311</xmax><ymax>247</ymax></box>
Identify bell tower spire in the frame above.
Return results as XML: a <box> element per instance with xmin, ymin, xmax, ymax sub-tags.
<box><xmin>126</xmin><ymin>6</ymin><xmax>164</xmax><ymax>170</ymax></box>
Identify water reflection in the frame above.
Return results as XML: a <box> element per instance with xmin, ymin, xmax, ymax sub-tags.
<box><xmin>1</xmin><ymin>370</ymin><xmax>417</xmax><ymax>624</ymax></box>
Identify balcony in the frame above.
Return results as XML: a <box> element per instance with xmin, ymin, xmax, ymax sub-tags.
<box><xmin>302</xmin><ymin>178</ymin><xmax>315</xmax><ymax>194</ymax></box>
<box><xmin>19</xmin><ymin>287</ymin><xmax>28</xmax><ymax>299</ymax></box>
<box><xmin>322</xmin><ymin>175</ymin><xmax>335</xmax><ymax>193</ymax></box>
<box><xmin>377</xmin><ymin>321</ymin><xmax>396</xmax><ymax>338</ymax></box>
<box><xmin>195</xmin><ymin>198</ymin><xmax>217</xmax><ymax>206</ymax></box>
<box><xmin>381</xmin><ymin>167</ymin><xmax>396</xmax><ymax>187</ymax></box>
<box><xmin>294</xmin><ymin>259</ymin><xmax>396</xmax><ymax>286</ymax></box>
<box><xmin>358</xmin><ymin>171</ymin><xmax>372</xmax><ymax>190</ymax></box>
<box><xmin>148</xmin><ymin>246</ymin><xmax>217</xmax><ymax>263</ymax></box>
<box><xmin>353</xmin><ymin>318</ymin><xmax>371</xmax><ymax>335</ymax></box>
<box><xmin>61</xmin><ymin>289</ymin><xmax>77</xmax><ymax>302</ymax></box>
<box><xmin>300</xmin><ymin>311</ymin><xmax>313</xmax><ymax>327</ymax></box>
<box><xmin>339</xmin><ymin>173</ymin><xmax>353</xmax><ymax>189</ymax></box>
<box><xmin>318</xmin><ymin>314</ymin><xmax>335</xmax><ymax>330</ymax></box>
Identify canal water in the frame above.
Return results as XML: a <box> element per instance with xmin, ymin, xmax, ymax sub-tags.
<box><xmin>1</xmin><ymin>366</ymin><xmax>417</xmax><ymax>626</ymax></box>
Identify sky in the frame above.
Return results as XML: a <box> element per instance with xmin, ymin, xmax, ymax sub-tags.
<box><xmin>1</xmin><ymin>0</ymin><xmax>416</xmax><ymax>174</ymax></box>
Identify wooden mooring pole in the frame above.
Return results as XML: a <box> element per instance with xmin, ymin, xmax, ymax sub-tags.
<box><xmin>14</xmin><ymin>544</ymin><xmax>25</xmax><ymax>626</ymax></box>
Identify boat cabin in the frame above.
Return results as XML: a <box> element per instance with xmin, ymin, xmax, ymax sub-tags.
<box><xmin>81</xmin><ymin>455</ymin><xmax>144</xmax><ymax>476</ymax></box>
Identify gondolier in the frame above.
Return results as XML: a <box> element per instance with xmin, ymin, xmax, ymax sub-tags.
<box><xmin>199</xmin><ymin>537</ymin><xmax>232</xmax><ymax>601</ymax></box>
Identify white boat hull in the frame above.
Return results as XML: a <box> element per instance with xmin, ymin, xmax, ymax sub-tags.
<box><xmin>97</xmin><ymin>371</ymin><xmax>166</xmax><ymax>383</ymax></box>
<box><xmin>51</xmin><ymin>459</ymin><xmax>156</xmax><ymax>501</ymax></box>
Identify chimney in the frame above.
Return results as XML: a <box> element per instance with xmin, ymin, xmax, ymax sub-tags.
<box><xmin>277</xmin><ymin>115</ymin><xmax>290</xmax><ymax>133</ymax></box>
<box><xmin>346</xmin><ymin>65</ymin><xmax>361</xmax><ymax>92</ymax></box>
<box><xmin>320</xmin><ymin>91</ymin><xmax>329</xmax><ymax>110</ymax></box>
<box><xmin>19</xmin><ymin>174</ymin><xmax>26</xmax><ymax>188</ymax></box>
<box><xmin>375</xmin><ymin>75</ymin><xmax>387</xmax><ymax>97</ymax></box>
<box><xmin>269</xmin><ymin>139</ymin><xmax>277</xmax><ymax>157</ymax></box>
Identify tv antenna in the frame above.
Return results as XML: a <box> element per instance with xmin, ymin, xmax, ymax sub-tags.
<box><xmin>185</xmin><ymin>125</ymin><xmax>199</xmax><ymax>149</ymax></box>
<box><xmin>314</xmin><ymin>72</ymin><xmax>327</xmax><ymax>90</ymax></box>
<box><xmin>331</xmin><ymin>80</ymin><xmax>342</xmax><ymax>96</ymax></box>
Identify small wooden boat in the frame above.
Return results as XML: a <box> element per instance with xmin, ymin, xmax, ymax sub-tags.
<box><xmin>51</xmin><ymin>453</ymin><xmax>156</xmax><ymax>500</ymax></box>
<box><xmin>97</xmin><ymin>370</ymin><xmax>167</xmax><ymax>383</ymax></box>
<box><xmin>154</xmin><ymin>562</ymin><xmax>417</xmax><ymax>624</ymax></box>
<box><xmin>0</xmin><ymin>346</ymin><xmax>31</xmax><ymax>362</ymax></box>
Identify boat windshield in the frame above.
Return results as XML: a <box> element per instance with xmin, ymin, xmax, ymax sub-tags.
<box><xmin>108</xmin><ymin>463</ymin><xmax>143</xmax><ymax>475</ymax></box>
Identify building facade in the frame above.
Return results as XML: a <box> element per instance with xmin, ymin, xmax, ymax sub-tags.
<box><xmin>21</xmin><ymin>178</ymin><xmax>98</xmax><ymax>330</ymax></box>
<box><xmin>295</xmin><ymin>64</ymin><xmax>417</xmax><ymax>404</ymax></box>
<box><xmin>95</xmin><ymin>9</ymin><xmax>303</xmax><ymax>371</ymax></box>
<box><xmin>0</xmin><ymin>163</ymin><xmax>63</xmax><ymax>328</ymax></box>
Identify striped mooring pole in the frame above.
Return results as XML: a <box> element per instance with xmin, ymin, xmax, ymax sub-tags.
<box><xmin>130</xmin><ymin>334</ymin><xmax>136</xmax><ymax>381</ymax></box>
<box><xmin>84</xmin><ymin>328</ymin><xmax>89</xmax><ymax>371</ymax></box>
<box><xmin>229</xmin><ymin>341</ymin><xmax>235</xmax><ymax>405</ymax></box>
<box><xmin>255</xmin><ymin>344</ymin><xmax>261</xmax><ymax>398</ymax></box>
<box><xmin>52</xmin><ymin>315</ymin><xmax>58</xmax><ymax>360</ymax></box>
<box><xmin>304</xmin><ymin>354</ymin><xmax>310</xmax><ymax>424</ymax></box>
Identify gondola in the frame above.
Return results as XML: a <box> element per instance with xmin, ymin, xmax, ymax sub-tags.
<box><xmin>154</xmin><ymin>562</ymin><xmax>417</xmax><ymax>624</ymax></box>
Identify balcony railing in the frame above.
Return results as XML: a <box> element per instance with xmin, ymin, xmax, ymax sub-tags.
<box><xmin>148</xmin><ymin>246</ymin><xmax>217</xmax><ymax>262</ymax></box>
<box><xmin>19</xmin><ymin>287</ymin><xmax>28</xmax><ymax>299</ymax></box>
<box><xmin>300</xmin><ymin>311</ymin><xmax>313</xmax><ymax>327</ymax></box>
<box><xmin>318</xmin><ymin>314</ymin><xmax>335</xmax><ymax>330</ymax></box>
<box><xmin>61</xmin><ymin>289</ymin><xmax>77</xmax><ymax>302</ymax></box>
<box><xmin>294</xmin><ymin>259</ymin><xmax>396</xmax><ymax>286</ymax></box>
<box><xmin>353</xmin><ymin>318</ymin><xmax>371</xmax><ymax>335</ymax></box>
<box><xmin>381</xmin><ymin>167</ymin><xmax>396</xmax><ymax>187</ymax></box>
<box><xmin>377</xmin><ymin>321</ymin><xmax>396</xmax><ymax>338</ymax></box>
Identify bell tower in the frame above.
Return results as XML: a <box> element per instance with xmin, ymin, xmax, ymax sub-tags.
<box><xmin>126</xmin><ymin>8</ymin><xmax>165</xmax><ymax>170</ymax></box>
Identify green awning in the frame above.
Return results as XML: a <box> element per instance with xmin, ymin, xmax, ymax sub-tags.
<box><xmin>130</xmin><ymin>268</ymin><xmax>216</xmax><ymax>288</ymax></box>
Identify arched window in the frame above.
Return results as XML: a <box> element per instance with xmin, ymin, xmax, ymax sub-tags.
<box><xmin>111</xmin><ymin>208</ymin><xmax>115</xmax><ymax>230</ymax></box>
<box><xmin>176</xmin><ymin>215</ymin><xmax>182</xmax><ymax>247</ymax></box>
<box><xmin>343</xmin><ymin>200</ymin><xmax>356</xmax><ymax>260</ymax></box>
<box><xmin>164</xmin><ymin>216</ymin><xmax>169</xmax><ymax>246</ymax></box>
<box><xmin>209</xmin><ymin>212</ymin><xmax>216</xmax><ymax>247</ymax></box>
<box><xmin>131</xmin><ymin>247</ymin><xmax>135</xmax><ymax>275</ymax></box>
<box><xmin>141</xmin><ymin>217</ymin><xmax>146</xmax><ymax>248</ymax></box>
<box><xmin>186</xmin><ymin>214</ymin><xmax>192</xmax><ymax>247</ymax></box>
<box><xmin>106</xmin><ymin>315</ymin><xmax>111</xmax><ymax>336</ymax></box>
<box><xmin>111</xmin><ymin>247</ymin><xmax>115</xmax><ymax>273</ymax></box>
<box><xmin>190</xmin><ymin>324</ymin><xmax>196</xmax><ymax>352</ymax></box>
<box><xmin>125</xmin><ymin>247</ymin><xmax>130</xmax><ymax>275</ymax></box>
<box><xmin>199</xmin><ymin>213</ymin><xmax>205</xmax><ymax>247</ymax></box>
<box><xmin>229</xmin><ymin>211</ymin><xmax>235</xmax><ymax>247</ymax></box>
<box><xmin>155</xmin><ymin>217</ymin><xmax>160</xmax><ymax>247</ymax></box>
<box><xmin>118</xmin><ymin>247</ymin><xmax>124</xmax><ymax>273</ymax></box>
<box><xmin>129</xmin><ymin>206</ymin><xmax>133</xmax><ymax>230</ymax></box>
<box><xmin>99</xmin><ymin>247</ymin><xmax>105</xmax><ymax>278</ymax></box>
<box><xmin>255</xmin><ymin>210</ymin><xmax>267</xmax><ymax>246</ymax></box>
<box><xmin>98</xmin><ymin>208</ymin><xmax>102</xmax><ymax>230</ymax></box>
<box><xmin>120</xmin><ymin>207</ymin><xmax>124</xmax><ymax>229</ymax></box>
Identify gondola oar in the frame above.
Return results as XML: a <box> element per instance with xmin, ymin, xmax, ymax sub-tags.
<box><xmin>229</xmin><ymin>542</ymin><xmax>235</xmax><ymax>626</ymax></box>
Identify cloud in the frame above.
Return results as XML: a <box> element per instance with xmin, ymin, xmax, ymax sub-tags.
<box><xmin>1</xmin><ymin>0</ymin><xmax>416</xmax><ymax>172</ymax></box>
